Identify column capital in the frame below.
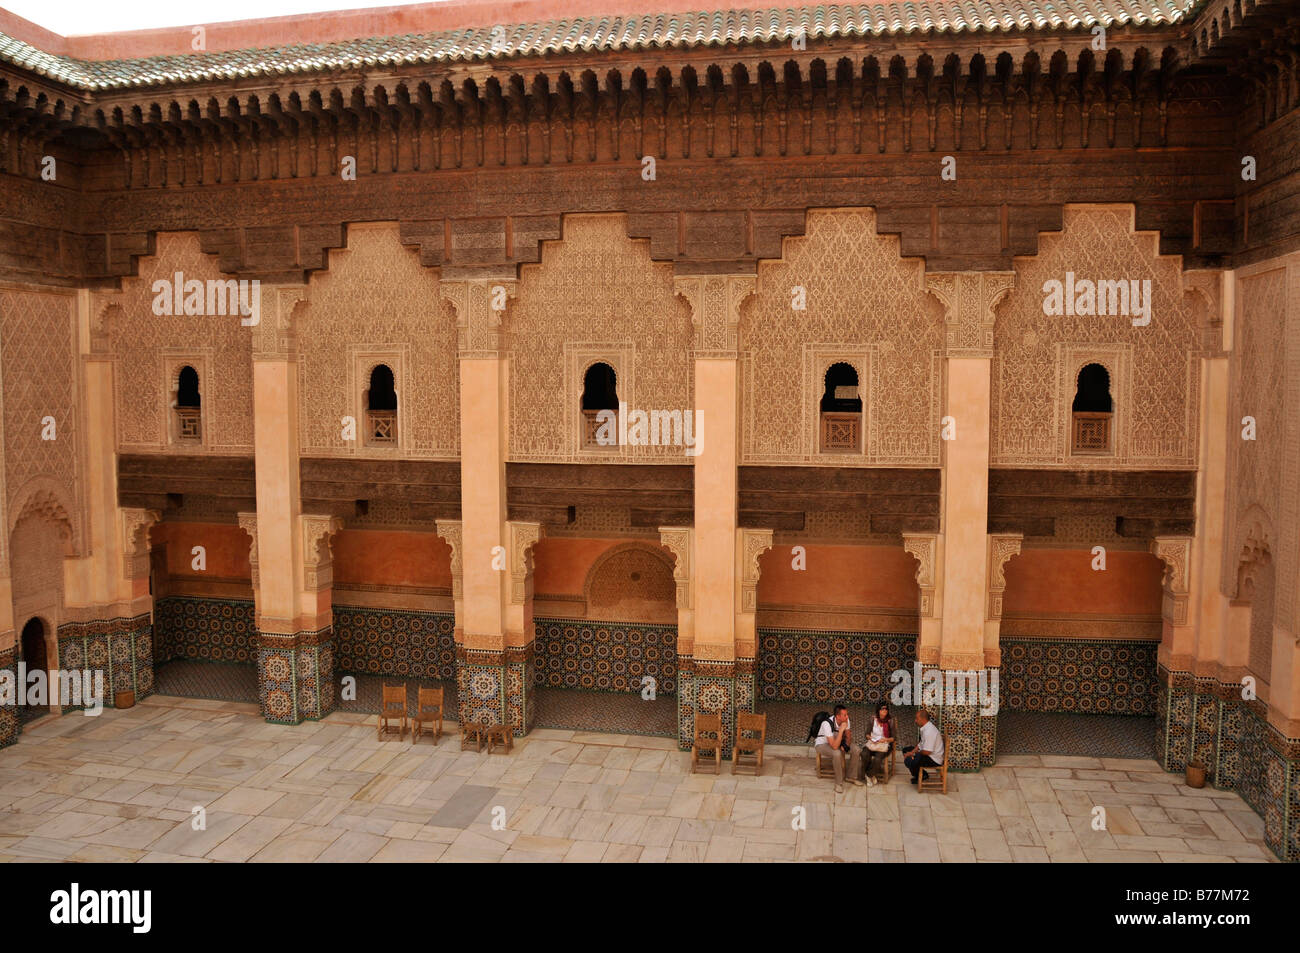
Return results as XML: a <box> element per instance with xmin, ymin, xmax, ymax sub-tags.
<box><xmin>902</xmin><ymin>531</ymin><xmax>941</xmax><ymax>619</ymax></box>
<box><xmin>1151</xmin><ymin>535</ymin><xmax>1194</xmax><ymax>627</ymax></box>
<box><xmin>301</xmin><ymin>514</ymin><xmax>345</xmax><ymax>592</ymax></box>
<box><xmin>986</xmin><ymin>532</ymin><xmax>1024</xmax><ymax>622</ymax></box>
<box><xmin>925</xmin><ymin>271</ymin><xmax>1016</xmax><ymax>359</ymax></box>
<box><xmin>251</xmin><ymin>283</ymin><xmax>309</xmax><ymax>361</ymax></box>
<box><xmin>674</xmin><ymin>273</ymin><xmax>756</xmax><ymax>359</ymax></box>
<box><xmin>120</xmin><ymin>507</ymin><xmax>162</xmax><ymax>581</ymax></box>
<box><xmin>440</xmin><ymin>277</ymin><xmax>518</xmax><ymax>358</ymax></box>
<box><xmin>737</xmin><ymin>527</ymin><xmax>774</xmax><ymax>615</ymax></box>
<box><xmin>435</xmin><ymin>519</ymin><xmax>464</xmax><ymax>602</ymax></box>
<box><xmin>507</xmin><ymin>520</ymin><xmax>544</xmax><ymax>606</ymax></box>
<box><xmin>658</xmin><ymin>526</ymin><xmax>694</xmax><ymax>611</ymax></box>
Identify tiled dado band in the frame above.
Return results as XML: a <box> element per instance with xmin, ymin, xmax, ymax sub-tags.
<box><xmin>1001</xmin><ymin>638</ymin><xmax>1158</xmax><ymax>715</ymax></box>
<box><xmin>154</xmin><ymin>596</ymin><xmax>257</xmax><ymax>664</ymax></box>
<box><xmin>676</xmin><ymin>656</ymin><xmax>756</xmax><ymax>754</ymax></box>
<box><xmin>0</xmin><ymin>645</ymin><xmax>16</xmax><ymax>749</ymax></box>
<box><xmin>1156</xmin><ymin>666</ymin><xmax>1299</xmax><ymax>862</ymax></box>
<box><xmin>456</xmin><ymin>645</ymin><xmax>534</xmax><ymax>735</ymax></box>
<box><xmin>56</xmin><ymin>614</ymin><xmax>155</xmax><ymax>709</ymax></box>
<box><xmin>332</xmin><ymin>606</ymin><xmax>456</xmax><ymax>680</ymax></box>
<box><xmin>756</xmin><ymin>628</ymin><xmax>916</xmax><ymax>704</ymax></box>
<box><xmin>533</xmin><ymin>617</ymin><xmax>678</xmax><ymax>695</ymax></box>
<box><xmin>258</xmin><ymin>628</ymin><xmax>334</xmax><ymax>725</ymax></box>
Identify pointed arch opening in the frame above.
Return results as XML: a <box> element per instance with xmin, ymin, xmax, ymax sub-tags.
<box><xmin>365</xmin><ymin>363</ymin><xmax>397</xmax><ymax>446</ymax></box>
<box><xmin>1071</xmin><ymin>363</ymin><xmax>1113</xmax><ymax>454</ymax></box>
<box><xmin>819</xmin><ymin>361</ymin><xmax>862</xmax><ymax>453</ymax></box>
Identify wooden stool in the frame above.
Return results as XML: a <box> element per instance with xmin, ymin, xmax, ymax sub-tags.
<box><xmin>485</xmin><ymin>724</ymin><xmax>514</xmax><ymax>754</ymax></box>
<box><xmin>460</xmin><ymin>720</ymin><xmax>486</xmax><ymax>752</ymax></box>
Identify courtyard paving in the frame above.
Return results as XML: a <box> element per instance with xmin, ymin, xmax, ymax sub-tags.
<box><xmin>0</xmin><ymin>694</ymin><xmax>1276</xmax><ymax>862</ymax></box>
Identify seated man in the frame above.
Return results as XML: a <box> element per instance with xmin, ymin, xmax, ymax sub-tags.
<box><xmin>814</xmin><ymin>704</ymin><xmax>863</xmax><ymax>793</ymax></box>
<box><xmin>904</xmin><ymin>708</ymin><xmax>945</xmax><ymax>784</ymax></box>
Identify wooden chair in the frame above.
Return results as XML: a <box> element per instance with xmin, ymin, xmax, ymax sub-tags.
<box><xmin>916</xmin><ymin>734</ymin><xmax>950</xmax><ymax>793</ymax></box>
<box><xmin>485</xmin><ymin>723</ymin><xmax>514</xmax><ymax>754</ymax></box>
<box><xmin>690</xmin><ymin>711</ymin><xmax>723</xmax><ymax>774</ymax></box>
<box><xmin>814</xmin><ymin>745</ymin><xmax>841</xmax><ymax>780</ymax></box>
<box><xmin>411</xmin><ymin>686</ymin><xmax>444</xmax><ymax>745</ymax></box>
<box><xmin>377</xmin><ymin>683</ymin><xmax>407</xmax><ymax>741</ymax></box>
<box><xmin>865</xmin><ymin>737</ymin><xmax>898</xmax><ymax>783</ymax></box>
<box><xmin>460</xmin><ymin>719</ymin><xmax>486</xmax><ymax>752</ymax></box>
<box><xmin>731</xmin><ymin>711</ymin><xmax>766</xmax><ymax>775</ymax></box>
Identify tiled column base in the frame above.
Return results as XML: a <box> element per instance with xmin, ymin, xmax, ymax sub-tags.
<box><xmin>56</xmin><ymin>613</ymin><xmax>155</xmax><ymax>708</ymax></box>
<box><xmin>1158</xmin><ymin>665</ymin><xmax>1299</xmax><ymax>862</ymax></box>
<box><xmin>258</xmin><ymin>628</ymin><xmax>335</xmax><ymax>725</ymax></box>
<box><xmin>921</xmin><ymin>664</ymin><xmax>993</xmax><ymax>772</ymax></box>
<box><xmin>0</xmin><ymin>645</ymin><xmax>17</xmax><ymax>748</ymax></box>
<box><xmin>676</xmin><ymin>656</ymin><xmax>753</xmax><ymax>756</ymax></box>
<box><xmin>980</xmin><ymin>669</ymin><xmax>999</xmax><ymax>767</ymax></box>
<box><xmin>457</xmin><ymin>645</ymin><xmax>537</xmax><ymax>733</ymax></box>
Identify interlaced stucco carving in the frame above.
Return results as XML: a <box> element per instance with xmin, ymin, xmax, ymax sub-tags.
<box><xmin>1150</xmin><ymin>535</ymin><xmax>1193</xmax><ymax>627</ymax></box>
<box><xmin>10</xmin><ymin>513</ymin><xmax>67</xmax><ymax>628</ymax></box>
<box><xmin>301</xmin><ymin>514</ymin><xmax>344</xmax><ymax>592</ymax></box>
<box><xmin>301</xmin><ymin>225</ymin><xmax>458</xmax><ymax>458</ymax></box>
<box><xmin>1</xmin><ymin>288</ymin><xmax>84</xmax><ymax>553</ymax></box>
<box><xmin>902</xmin><ymin>532</ymin><xmax>938</xmax><ymax>618</ymax></box>
<box><xmin>926</xmin><ymin>271</ymin><xmax>1016</xmax><ymax>358</ymax></box>
<box><xmin>992</xmin><ymin>206</ymin><xmax>1200</xmax><ymax>468</ymax></box>
<box><xmin>507</xmin><ymin>520</ymin><xmax>544</xmax><ymax>605</ymax></box>
<box><xmin>102</xmin><ymin>233</ymin><xmax>254</xmax><ymax>454</ymax></box>
<box><xmin>120</xmin><ymin>507</ymin><xmax>161</xmax><ymax>580</ymax></box>
<box><xmin>658</xmin><ymin>526</ymin><xmax>694</xmax><ymax>610</ymax></box>
<box><xmin>434</xmin><ymin>519</ymin><xmax>463</xmax><ymax>601</ymax></box>
<box><xmin>1226</xmin><ymin>268</ymin><xmax>1295</xmax><ymax>632</ymax></box>
<box><xmin>674</xmin><ymin>274</ymin><xmax>756</xmax><ymax>359</ymax></box>
<box><xmin>509</xmin><ymin>214</ymin><xmax>693</xmax><ymax>463</ymax></box>
<box><xmin>252</xmin><ymin>285</ymin><xmax>306</xmax><ymax>361</ymax></box>
<box><xmin>440</xmin><ymin>277</ymin><xmax>516</xmax><ymax>358</ymax></box>
<box><xmin>739</xmin><ymin>527</ymin><xmax>774</xmax><ymax>614</ymax></box>
<box><xmin>739</xmin><ymin>209</ymin><xmax>943</xmax><ymax>466</ymax></box>
<box><xmin>987</xmin><ymin>532</ymin><xmax>1024</xmax><ymax>621</ymax></box>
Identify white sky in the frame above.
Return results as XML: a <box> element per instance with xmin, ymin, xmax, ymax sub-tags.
<box><xmin>4</xmin><ymin>0</ymin><xmax>436</xmax><ymax>37</ymax></box>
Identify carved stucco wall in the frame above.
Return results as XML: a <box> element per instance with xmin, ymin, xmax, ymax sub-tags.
<box><xmin>992</xmin><ymin>206</ymin><xmax>1201</xmax><ymax>468</ymax></box>
<box><xmin>0</xmin><ymin>287</ymin><xmax>83</xmax><ymax>563</ymax></box>
<box><xmin>509</xmin><ymin>214</ymin><xmax>693</xmax><ymax>463</ymax></box>
<box><xmin>739</xmin><ymin>208</ymin><xmax>944</xmax><ymax>466</ymax></box>
<box><xmin>10</xmin><ymin>514</ymin><xmax>67</xmax><ymax>636</ymax></box>
<box><xmin>101</xmin><ymin>232</ymin><xmax>254</xmax><ymax>454</ymax></box>
<box><xmin>1226</xmin><ymin>263</ymin><xmax>1298</xmax><ymax>638</ymax></box>
<box><xmin>299</xmin><ymin>223</ymin><xmax>458</xmax><ymax>458</ymax></box>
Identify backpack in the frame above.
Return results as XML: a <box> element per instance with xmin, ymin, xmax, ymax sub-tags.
<box><xmin>806</xmin><ymin>710</ymin><xmax>833</xmax><ymax>744</ymax></box>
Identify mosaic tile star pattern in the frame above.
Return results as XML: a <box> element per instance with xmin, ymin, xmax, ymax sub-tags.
<box><xmin>533</xmin><ymin>617</ymin><xmax>677</xmax><ymax>695</ymax></box>
<box><xmin>756</xmin><ymin>628</ymin><xmax>916</xmax><ymax>704</ymax></box>
<box><xmin>1001</xmin><ymin>638</ymin><xmax>1158</xmax><ymax>715</ymax></box>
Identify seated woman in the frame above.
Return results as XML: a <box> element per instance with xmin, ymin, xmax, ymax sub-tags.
<box><xmin>864</xmin><ymin>701</ymin><xmax>895</xmax><ymax>785</ymax></box>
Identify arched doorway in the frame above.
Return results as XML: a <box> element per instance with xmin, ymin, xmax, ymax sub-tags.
<box><xmin>20</xmin><ymin>617</ymin><xmax>48</xmax><ymax>723</ymax></box>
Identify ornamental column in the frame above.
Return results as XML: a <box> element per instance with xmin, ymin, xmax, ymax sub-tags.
<box><xmin>249</xmin><ymin>284</ymin><xmax>337</xmax><ymax>723</ymax></box>
<box><xmin>925</xmin><ymin>271</ymin><xmax>1014</xmax><ymax>771</ymax></box>
<box><xmin>440</xmin><ymin>275</ymin><xmax>540</xmax><ymax>733</ymax></box>
<box><xmin>672</xmin><ymin>273</ymin><xmax>757</xmax><ymax>752</ymax></box>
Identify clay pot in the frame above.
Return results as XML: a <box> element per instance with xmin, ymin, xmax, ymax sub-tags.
<box><xmin>114</xmin><ymin>690</ymin><xmax>136</xmax><ymax>710</ymax></box>
<box><xmin>1185</xmin><ymin>761</ymin><xmax>1207</xmax><ymax>789</ymax></box>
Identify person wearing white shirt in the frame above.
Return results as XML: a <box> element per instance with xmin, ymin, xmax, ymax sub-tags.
<box><xmin>813</xmin><ymin>704</ymin><xmax>863</xmax><ymax>793</ymax></box>
<box><xmin>904</xmin><ymin>708</ymin><xmax>944</xmax><ymax>784</ymax></box>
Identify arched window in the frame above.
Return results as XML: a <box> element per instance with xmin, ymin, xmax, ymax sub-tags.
<box><xmin>819</xmin><ymin>362</ymin><xmax>862</xmax><ymax>453</ymax></box>
<box><xmin>175</xmin><ymin>365</ymin><xmax>201</xmax><ymax>441</ymax></box>
<box><xmin>1071</xmin><ymin>363</ymin><xmax>1113</xmax><ymax>453</ymax></box>
<box><xmin>366</xmin><ymin>364</ymin><xmax>398</xmax><ymax>445</ymax></box>
<box><xmin>582</xmin><ymin>362</ymin><xmax>619</xmax><ymax>449</ymax></box>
